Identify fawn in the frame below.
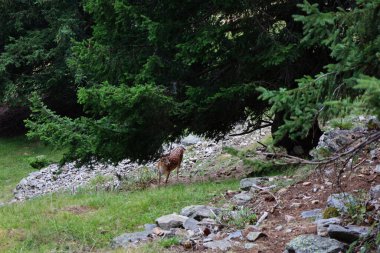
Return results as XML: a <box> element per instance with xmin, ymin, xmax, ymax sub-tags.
<box><xmin>157</xmin><ymin>146</ymin><xmax>185</xmax><ymax>185</ymax></box>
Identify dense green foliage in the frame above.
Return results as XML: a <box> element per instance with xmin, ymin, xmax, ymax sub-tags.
<box><xmin>25</xmin><ymin>0</ymin><xmax>327</xmax><ymax>163</ymax></box>
<box><xmin>0</xmin><ymin>0</ymin><xmax>376</xmax><ymax>163</ymax></box>
<box><xmin>260</xmin><ymin>0</ymin><xmax>380</xmax><ymax>141</ymax></box>
<box><xmin>0</xmin><ymin>0</ymin><xmax>87</xmax><ymax>112</ymax></box>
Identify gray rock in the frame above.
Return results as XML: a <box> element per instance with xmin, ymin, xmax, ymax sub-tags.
<box><xmin>180</xmin><ymin>205</ymin><xmax>220</xmax><ymax>221</ymax></box>
<box><xmin>181</xmin><ymin>134</ymin><xmax>202</xmax><ymax>146</ymax></box>
<box><xmin>285</xmin><ymin>215</ymin><xmax>295</xmax><ymax>223</ymax></box>
<box><xmin>301</xmin><ymin>209</ymin><xmax>323</xmax><ymax>220</ymax></box>
<box><xmin>198</xmin><ymin>218</ymin><xmax>217</xmax><ymax>225</ymax></box>
<box><xmin>144</xmin><ymin>224</ymin><xmax>157</xmax><ymax>233</ymax></box>
<box><xmin>275</xmin><ymin>225</ymin><xmax>283</xmax><ymax>231</ymax></box>
<box><xmin>327</xmin><ymin>193</ymin><xmax>355</xmax><ymax>213</ymax></box>
<box><xmin>111</xmin><ymin>231</ymin><xmax>150</xmax><ymax>248</ymax></box>
<box><xmin>375</xmin><ymin>164</ymin><xmax>380</xmax><ymax>174</ymax></box>
<box><xmin>232</xmin><ymin>192</ymin><xmax>252</xmax><ymax>204</ymax></box>
<box><xmin>240</xmin><ymin>177</ymin><xmax>266</xmax><ymax>190</ymax></box>
<box><xmin>155</xmin><ymin>214</ymin><xmax>188</xmax><ymax>230</ymax></box>
<box><xmin>317</xmin><ymin>130</ymin><xmax>359</xmax><ymax>153</ymax></box>
<box><xmin>246</xmin><ymin>232</ymin><xmax>263</xmax><ymax>242</ymax></box>
<box><xmin>244</xmin><ymin>243</ymin><xmax>257</xmax><ymax>250</ymax></box>
<box><xmin>370</xmin><ymin>150</ymin><xmax>379</xmax><ymax>160</ymax></box>
<box><xmin>228</xmin><ymin>230</ymin><xmax>242</xmax><ymax>240</ymax></box>
<box><xmin>315</xmin><ymin>218</ymin><xmax>342</xmax><ymax>237</ymax></box>
<box><xmin>370</xmin><ymin>185</ymin><xmax>380</xmax><ymax>201</ymax></box>
<box><xmin>183</xmin><ymin>218</ymin><xmax>200</xmax><ymax>232</ymax></box>
<box><xmin>285</xmin><ymin>234</ymin><xmax>346</xmax><ymax>253</ymax></box>
<box><xmin>203</xmin><ymin>240</ymin><xmax>232</xmax><ymax>251</ymax></box>
<box><xmin>328</xmin><ymin>224</ymin><xmax>370</xmax><ymax>243</ymax></box>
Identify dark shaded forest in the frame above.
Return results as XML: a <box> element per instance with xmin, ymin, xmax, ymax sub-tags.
<box><xmin>0</xmin><ymin>0</ymin><xmax>379</xmax><ymax>163</ymax></box>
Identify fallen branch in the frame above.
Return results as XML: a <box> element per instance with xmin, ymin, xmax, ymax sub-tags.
<box><xmin>258</xmin><ymin>130</ymin><xmax>380</xmax><ymax>167</ymax></box>
<box><xmin>255</xmin><ymin>211</ymin><xmax>269</xmax><ymax>226</ymax></box>
<box><xmin>250</xmin><ymin>184</ymin><xmax>279</xmax><ymax>213</ymax></box>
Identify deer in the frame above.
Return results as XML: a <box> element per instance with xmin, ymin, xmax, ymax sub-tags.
<box><xmin>157</xmin><ymin>146</ymin><xmax>185</xmax><ymax>185</ymax></box>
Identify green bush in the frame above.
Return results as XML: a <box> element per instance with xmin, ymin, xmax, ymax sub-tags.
<box><xmin>220</xmin><ymin>206</ymin><xmax>257</xmax><ymax>229</ymax></box>
<box><xmin>119</xmin><ymin>166</ymin><xmax>157</xmax><ymax>191</ymax></box>
<box><xmin>322</xmin><ymin>207</ymin><xmax>340</xmax><ymax>219</ymax></box>
<box><xmin>27</xmin><ymin>155</ymin><xmax>51</xmax><ymax>169</ymax></box>
<box><xmin>330</xmin><ymin>119</ymin><xmax>354</xmax><ymax>130</ymax></box>
<box><xmin>158</xmin><ymin>237</ymin><xmax>181</xmax><ymax>248</ymax></box>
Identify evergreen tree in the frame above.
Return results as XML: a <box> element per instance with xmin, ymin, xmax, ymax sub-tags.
<box><xmin>259</xmin><ymin>0</ymin><xmax>380</xmax><ymax>143</ymax></box>
<box><xmin>0</xmin><ymin>0</ymin><xmax>87</xmax><ymax>122</ymax></box>
<box><xmin>26</xmin><ymin>0</ymin><xmax>379</xmax><ymax>164</ymax></box>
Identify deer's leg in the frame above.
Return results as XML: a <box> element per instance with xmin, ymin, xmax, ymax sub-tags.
<box><xmin>158</xmin><ymin>172</ymin><xmax>162</xmax><ymax>185</ymax></box>
<box><xmin>176</xmin><ymin>165</ymin><xmax>180</xmax><ymax>181</ymax></box>
<box><xmin>165</xmin><ymin>171</ymin><xmax>170</xmax><ymax>185</ymax></box>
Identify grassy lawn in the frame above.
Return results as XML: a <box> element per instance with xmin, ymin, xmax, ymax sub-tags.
<box><xmin>0</xmin><ymin>135</ymin><xmax>239</xmax><ymax>252</ymax></box>
<box><xmin>0</xmin><ymin>181</ymin><xmax>238</xmax><ymax>252</ymax></box>
<box><xmin>0</xmin><ymin>136</ymin><xmax>64</xmax><ymax>202</ymax></box>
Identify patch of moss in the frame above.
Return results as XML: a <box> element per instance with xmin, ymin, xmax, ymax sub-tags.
<box><xmin>322</xmin><ymin>207</ymin><xmax>340</xmax><ymax>219</ymax></box>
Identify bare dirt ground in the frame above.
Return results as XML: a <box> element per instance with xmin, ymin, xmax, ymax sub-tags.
<box><xmin>162</xmin><ymin>159</ymin><xmax>380</xmax><ymax>253</ymax></box>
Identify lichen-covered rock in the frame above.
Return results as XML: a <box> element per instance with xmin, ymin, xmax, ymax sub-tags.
<box><xmin>240</xmin><ymin>177</ymin><xmax>267</xmax><ymax>190</ymax></box>
<box><xmin>285</xmin><ymin>234</ymin><xmax>346</xmax><ymax>253</ymax></box>
<box><xmin>327</xmin><ymin>193</ymin><xmax>355</xmax><ymax>213</ymax></box>
<box><xmin>315</xmin><ymin>218</ymin><xmax>342</xmax><ymax>237</ymax></box>
<box><xmin>301</xmin><ymin>209</ymin><xmax>323</xmax><ymax>220</ymax></box>
<box><xmin>155</xmin><ymin>214</ymin><xmax>188</xmax><ymax>230</ymax></box>
<box><xmin>180</xmin><ymin>205</ymin><xmax>221</xmax><ymax>221</ymax></box>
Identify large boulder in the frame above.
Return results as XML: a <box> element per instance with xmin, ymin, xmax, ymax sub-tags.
<box><xmin>111</xmin><ymin>231</ymin><xmax>150</xmax><ymax>248</ymax></box>
<box><xmin>155</xmin><ymin>214</ymin><xmax>188</xmax><ymax>230</ymax></box>
<box><xmin>180</xmin><ymin>205</ymin><xmax>221</xmax><ymax>221</ymax></box>
<box><xmin>315</xmin><ymin>125</ymin><xmax>367</xmax><ymax>153</ymax></box>
<box><xmin>328</xmin><ymin>224</ymin><xmax>370</xmax><ymax>243</ymax></box>
<box><xmin>327</xmin><ymin>193</ymin><xmax>355</xmax><ymax>213</ymax></box>
<box><xmin>285</xmin><ymin>234</ymin><xmax>346</xmax><ymax>253</ymax></box>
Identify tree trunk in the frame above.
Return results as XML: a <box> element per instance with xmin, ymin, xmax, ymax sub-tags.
<box><xmin>272</xmin><ymin>111</ymin><xmax>322</xmax><ymax>157</ymax></box>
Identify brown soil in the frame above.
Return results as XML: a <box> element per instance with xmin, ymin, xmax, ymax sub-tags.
<box><xmin>62</xmin><ymin>205</ymin><xmax>97</xmax><ymax>215</ymax></box>
<box><xmin>166</xmin><ymin>162</ymin><xmax>380</xmax><ymax>253</ymax></box>
<box><xmin>227</xmin><ymin>166</ymin><xmax>380</xmax><ymax>253</ymax></box>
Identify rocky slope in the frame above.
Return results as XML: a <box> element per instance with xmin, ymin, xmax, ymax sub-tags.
<box><xmin>12</xmin><ymin>126</ymin><xmax>269</xmax><ymax>201</ymax></box>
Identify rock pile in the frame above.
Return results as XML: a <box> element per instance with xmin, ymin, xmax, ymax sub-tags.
<box><xmin>12</xmin><ymin>126</ymin><xmax>270</xmax><ymax>201</ymax></box>
<box><xmin>110</xmin><ymin>174</ymin><xmax>380</xmax><ymax>252</ymax></box>
<box><xmin>111</xmin><ymin>177</ymin><xmax>273</xmax><ymax>251</ymax></box>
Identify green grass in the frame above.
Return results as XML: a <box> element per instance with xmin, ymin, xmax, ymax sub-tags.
<box><xmin>0</xmin><ymin>180</ymin><xmax>238</xmax><ymax>252</ymax></box>
<box><xmin>0</xmin><ymin>136</ymin><xmax>64</xmax><ymax>202</ymax></box>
